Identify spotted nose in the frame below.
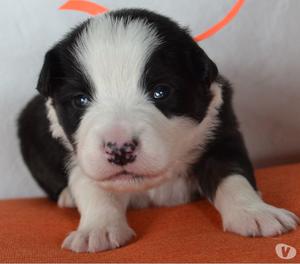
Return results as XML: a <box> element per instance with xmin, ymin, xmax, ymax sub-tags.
<box><xmin>104</xmin><ymin>140</ymin><xmax>138</xmax><ymax>166</ymax></box>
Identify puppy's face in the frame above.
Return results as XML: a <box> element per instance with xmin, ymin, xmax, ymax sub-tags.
<box><xmin>39</xmin><ymin>10</ymin><xmax>220</xmax><ymax>192</ymax></box>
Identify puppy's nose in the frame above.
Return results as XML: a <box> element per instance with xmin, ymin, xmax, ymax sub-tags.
<box><xmin>104</xmin><ymin>140</ymin><xmax>138</xmax><ymax>166</ymax></box>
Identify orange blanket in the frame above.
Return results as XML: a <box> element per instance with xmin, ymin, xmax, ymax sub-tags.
<box><xmin>0</xmin><ymin>163</ymin><xmax>299</xmax><ymax>262</ymax></box>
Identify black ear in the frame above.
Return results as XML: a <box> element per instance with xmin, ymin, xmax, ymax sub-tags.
<box><xmin>190</xmin><ymin>45</ymin><xmax>218</xmax><ymax>86</ymax></box>
<box><xmin>36</xmin><ymin>48</ymin><xmax>62</xmax><ymax>97</ymax></box>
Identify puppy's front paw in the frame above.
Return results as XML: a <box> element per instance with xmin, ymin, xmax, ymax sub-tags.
<box><xmin>62</xmin><ymin>223</ymin><xmax>135</xmax><ymax>253</ymax></box>
<box><xmin>222</xmin><ymin>202</ymin><xmax>299</xmax><ymax>237</ymax></box>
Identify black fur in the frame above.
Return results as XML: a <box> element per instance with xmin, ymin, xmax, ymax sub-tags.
<box><xmin>194</xmin><ymin>76</ymin><xmax>256</xmax><ymax>200</ymax></box>
<box><xmin>18</xmin><ymin>8</ymin><xmax>255</xmax><ymax>202</ymax></box>
<box><xmin>18</xmin><ymin>21</ymin><xmax>93</xmax><ymax>200</ymax></box>
<box><xmin>36</xmin><ymin>22</ymin><xmax>94</xmax><ymax>144</ymax></box>
<box><xmin>18</xmin><ymin>95</ymin><xmax>68</xmax><ymax>200</ymax></box>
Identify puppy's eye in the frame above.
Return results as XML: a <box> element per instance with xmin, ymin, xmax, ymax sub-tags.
<box><xmin>72</xmin><ymin>95</ymin><xmax>91</xmax><ymax>109</ymax></box>
<box><xmin>152</xmin><ymin>85</ymin><xmax>171</xmax><ymax>100</ymax></box>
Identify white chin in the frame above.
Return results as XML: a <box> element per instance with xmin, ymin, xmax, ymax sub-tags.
<box><xmin>94</xmin><ymin>172</ymin><xmax>167</xmax><ymax>192</ymax></box>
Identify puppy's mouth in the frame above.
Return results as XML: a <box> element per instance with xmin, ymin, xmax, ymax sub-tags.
<box><xmin>103</xmin><ymin>170</ymin><xmax>156</xmax><ymax>182</ymax></box>
<box><xmin>95</xmin><ymin>169</ymin><xmax>169</xmax><ymax>192</ymax></box>
<box><xmin>104</xmin><ymin>170</ymin><xmax>145</xmax><ymax>181</ymax></box>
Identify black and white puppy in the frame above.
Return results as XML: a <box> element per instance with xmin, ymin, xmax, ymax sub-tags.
<box><xmin>18</xmin><ymin>9</ymin><xmax>299</xmax><ymax>252</ymax></box>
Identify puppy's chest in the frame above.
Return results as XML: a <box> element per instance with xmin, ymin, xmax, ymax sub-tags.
<box><xmin>129</xmin><ymin>176</ymin><xmax>200</xmax><ymax>208</ymax></box>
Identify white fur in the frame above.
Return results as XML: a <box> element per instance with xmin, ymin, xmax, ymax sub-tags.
<box><xmin>58</xmin><ymin>187</ymin><xmax>76</xmax><ymax>208</ymax></box>
<box><xmin>63</xmin><ymin>166</ymin><xmax>134</xmax><ymax>252</ymax></box>
<box><xmin>148</xmin><ymin>176</ymin><xmax>198</xmax><ymax>207</ymax></box>
<box><xmin>72</xmin><ymin>15</ymin><xmax>167</xmax><ymax>190</ymax></box>
<box><xmin>54</xmin><ymin>15</ymin><xmax>226</xmax><ymax>252</ymax></box>
<box><xmin>214</xmin><ymin>175</ymin><xmax>299</xmax><ymax>237</ymax></box>
<box><xmin>61</xmin><ymin>80</ymin><xmax>223</xmax><ymax>251</ymax></box>
<box><xmin>69</xmin><ymin>14</ymin><xmax>223</xmax><ymax>192</ymax></box>
<box><xmin>45</xmin><ymin>99</ymin><xmax>73</xmax><ymax>150</ymax></box>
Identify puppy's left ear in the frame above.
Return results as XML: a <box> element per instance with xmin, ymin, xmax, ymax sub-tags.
<box><xmin>189</xmin><ymin>45</ymin><xmax>218</xmax><ymax>86</ymax></box>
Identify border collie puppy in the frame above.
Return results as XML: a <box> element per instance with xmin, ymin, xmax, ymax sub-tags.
<box><xmin>18</xmin><ymin>9</ymin><xmax>298</xmax><ymax>252</ymax></box>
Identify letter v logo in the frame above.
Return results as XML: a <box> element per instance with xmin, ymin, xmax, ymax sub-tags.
<box><xmin>275</xmin><ymin>243</ymin><xmax>297</xmax><ymax>260</ymax></box>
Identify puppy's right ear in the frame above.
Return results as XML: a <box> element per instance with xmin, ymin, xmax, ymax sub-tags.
<box><xmin>36</xmin><ymin>48</ymin><xmax>61</xmax><ymax>97</ymax></box>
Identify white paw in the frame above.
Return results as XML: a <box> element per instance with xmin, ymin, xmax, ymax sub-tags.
<box><xmin>58</xmin><ymin>187</ymin><xmax>76</xmax><ymax>208</ymax></box>
<box><xmin>62</xmin><ymin>223</ymin><xmax>135</xmax><ymax>253</ymax></box>
<box><xmin>222</xmin><ymin>202</ymin><xmax>299</xmax><ymax>237</ymax></box>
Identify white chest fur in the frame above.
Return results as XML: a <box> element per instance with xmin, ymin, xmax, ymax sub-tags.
<box><xmin>129</xmin><ymin>176</ymin><xmax>199</xmax><ymax>208</ymax></box>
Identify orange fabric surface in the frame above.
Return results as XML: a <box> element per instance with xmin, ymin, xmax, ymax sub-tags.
<box><xmin>0</xmin><ymin>163</ymin><xmax>300</xmax><ymax>262</ymax></box>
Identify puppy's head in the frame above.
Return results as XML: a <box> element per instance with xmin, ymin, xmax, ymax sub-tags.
<box><xmin>38</xmin><ymin>9</ymin><xmax>221</xmax><ymax>192</ymax></box>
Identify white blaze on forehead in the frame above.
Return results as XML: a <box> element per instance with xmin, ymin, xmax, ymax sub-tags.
<box><xmin>73</xmin><ymin>14</ymin><xmax>161</xmax><ymax>102</ymax></box>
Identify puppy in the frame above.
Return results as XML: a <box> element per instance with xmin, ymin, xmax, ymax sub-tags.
<box><xmin>18</xmin><ymin>9</ymin><xmax>299</xmax><ymax>252</ymax></box>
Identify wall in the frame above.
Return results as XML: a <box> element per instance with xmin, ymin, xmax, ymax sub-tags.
<box><xmin>0</xmin><ymin>0</ymin><xmax>299</xmax><ymax>198</ymax></box>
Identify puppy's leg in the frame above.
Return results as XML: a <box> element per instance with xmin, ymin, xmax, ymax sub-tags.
<box><xmin>62</xmin><ymin>167</ymin><xmax>134</xmax><ymax>252</ymax></box>
<box><xmin>58</xmin><ymin>187</ymin><xmax>76</xmax><ymax>208</ymax></box>
<box><xmin>197</xmin><ymin>131</ymin><xmax>299</xmax><ymax>236</ymax></box>
<box><xmin>214</xmin><ymin>175</ymin><xmax>299</xmax><ymax>236</ymax></box>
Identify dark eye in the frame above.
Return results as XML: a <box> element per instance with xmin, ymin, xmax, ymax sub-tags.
<box><xmin>152</xmin><ymin>85</ymin><xmax>171</xmax><ymax>100</ymax></box>
<box><xmin>72</xmin><ymin>95</ymin><xmax>92</xmax><ymax>109</ymax></box>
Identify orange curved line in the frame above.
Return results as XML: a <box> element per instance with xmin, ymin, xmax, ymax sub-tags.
<box><xmin>59</xmin><ymin>0</ymin><xmax>244</xmax><ymax>42</ymax></box>
<box><xmin>193</xmin><ymin>0</ymin><xmax>245</xmax><ymax>42</ymax></box>
<box><xmin>59</xmin><ymin>0</ymin><xmax>108</xmax><ymax>16</ymax></box>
